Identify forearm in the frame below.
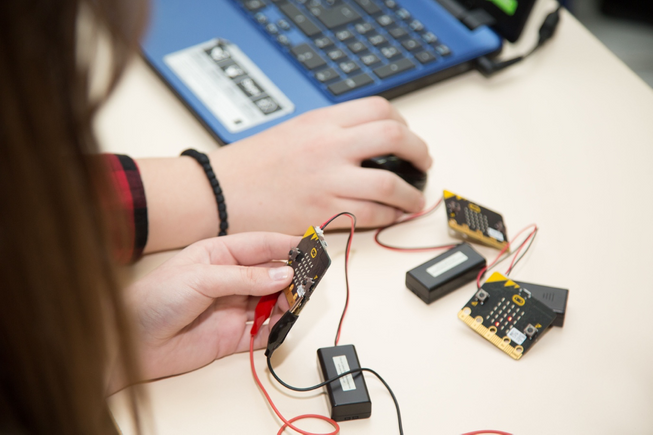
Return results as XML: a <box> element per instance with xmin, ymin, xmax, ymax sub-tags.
<box><xmin>133</xmin><ymin>97</ymin><xmax>430</xmax><ymax>253</ymax></box>
<box><xmin>137</xmin><ymin>156</ymin><xmax>219</xmax><ymax>253</ymax></box>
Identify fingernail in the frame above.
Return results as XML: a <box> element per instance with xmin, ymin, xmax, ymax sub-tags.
<box><xmin>269</xmin><ymin>266</ymin><xmax>291</xmax><ymax>281</ymax></box>
<box><xmin>394</xmin><ymin>208</ymin><xmax>403</xmax><ymax>220</ymax></box>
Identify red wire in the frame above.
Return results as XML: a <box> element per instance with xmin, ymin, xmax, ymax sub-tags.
<box><xmin>475</xmin><ymin>224</ymin><xmax>538</xmax><ymax>289</ymax></box>
<box><xmin>319</xmin><ymin>213</ymin><xmax>356</xmax><ymax>346</ymax></box>
<box><xmin>374</xmin><ymin>198</ymin><xmax>457</xmax><ymax>252</ymax></box>
<box><xmin>475</xmin><ymin>242</ymin><xmax>511</xmax><ymax>289</ymax></box>
<box><xmin>251</xmin><ymin>213</ymin><xmax>515</xmax><ymax>435</ymax></box>
<box><xmin>334</xmin><ymin>214</ymin><xmax>354</xmax><ymax>345</ymax></box>
<box><xmin>506</xmin><ymin>228</ymin><xmax>537</xmax><ymax>274</ymax></box>
<box><xmin>249</xmin><ymin>336</ymin><xmax>340</xmax><ymax>435</ymax></box>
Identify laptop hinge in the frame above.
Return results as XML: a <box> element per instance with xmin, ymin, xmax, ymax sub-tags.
<box><xmin>435</xmin><ymin>0</ymin><xmax>496</xmax><ymax>30</ymax></box>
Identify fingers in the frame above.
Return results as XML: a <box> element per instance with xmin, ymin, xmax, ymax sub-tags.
<box><xmin>314</xmin><ymin>96</ymin><xmax>407</xmax><ymax>128</ymax></box>
<box><xmin>191</xmin><ymin>263</ymin><xmax>294</xmax><ymax>299</ymax></box>
<box><xmin>198</xmin><ymin>232</ymin><xmax>302</xmax><ymax>266</ymax></box>
<box><xmin>332</xmin><ymin>166</ymin><xmax>426</xmax><ymax>213</ymax></box>
<box><xmin>342</xmin><ymin>119</ymin><xmax>432</xmax><ymax>172</ymax></box>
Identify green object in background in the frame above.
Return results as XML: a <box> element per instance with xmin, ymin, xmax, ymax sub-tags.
<box><xmin>488</xmin><ymin>0</ymin><xmax>518</xmax><ymax>16</ymax></box>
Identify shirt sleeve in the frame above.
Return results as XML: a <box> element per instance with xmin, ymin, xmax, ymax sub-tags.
<box><xmin>104</xmin><ymin>154</ymin><xmax>148</xmax><ymax>263</ymax></box>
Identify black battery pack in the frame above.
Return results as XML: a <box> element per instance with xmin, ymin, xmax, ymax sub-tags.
<box><xmin>317</xmin><ymin>345</ymin><xmax>371</xmax><ymax>422</ymax></box>
<box><xmin>406</xmin><ymin>243</ymin><xmax>486</xmax><ymax>304</ymax></box>
<box><xmin>514</xmin><ymin>281</ymin><xmax>569</xmax><ymax>327</ymax></box>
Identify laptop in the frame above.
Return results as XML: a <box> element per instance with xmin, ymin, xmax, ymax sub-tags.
<box><xmin>142</xmin><ymin>0</ymin><xmax>534</xmax><ymax>144</ymax></box>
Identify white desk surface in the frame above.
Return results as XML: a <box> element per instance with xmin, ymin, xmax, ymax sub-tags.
<box><xmin>101</xmin><ymin>2</ymin><xmax>653</xmax><ymax>433</ymax></box>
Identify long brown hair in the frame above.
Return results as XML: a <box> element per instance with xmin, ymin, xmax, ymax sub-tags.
<box><xmin>0</xmin><ymin>0</ymin><xmax>148</xmax><ymax>433</ymax></box>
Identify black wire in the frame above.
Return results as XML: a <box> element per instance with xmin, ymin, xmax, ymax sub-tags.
<box><xmin>267</xmin><ymin>356</ymin><xmax>404</xmax><ymax>435</ymax></box>
<box><xmin>375</xmin><ymin>200</ymin><xmax>456</xmax><ymax>250</ymax></box>
<box><xmin>319</xmin><ymin>212</ymin><xmax>357</xmax><ymax>346</ymax></box>
<box><xmin>477</xmin><ymin>3</ymin><xmax>563</xmax><ymax>76</ymax></box>
<box><xmin>506</xmin><ymin>228</ymin><xmax>538</xmax><ymax>276</ymax></box>
<box><xmin>272</xmin><ymin>212</ymin><xmax>402</xmax><ymax>433</ymax></box>
<box><xmin>320</xmin><ymin>212</ymin><xmax>356</xmax><ymax>232</ymax></box>
<box><xmin>475</xmin><ymin>229</ymin><xmax>538</xmax><ymax>289</ymax></box>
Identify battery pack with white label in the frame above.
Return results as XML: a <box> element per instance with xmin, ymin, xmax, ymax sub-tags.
<box><xmin>406</xmin><ymin>243</ymin><xmax>486</xmax><ymax>304</ymax></box>
<box><xmin>317</xmin><ymin>345</ymin><xmax>371</xmax><ymax>422</ymax></box>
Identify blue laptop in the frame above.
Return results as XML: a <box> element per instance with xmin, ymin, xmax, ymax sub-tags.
<box><xmin>142</xmin><ymin>0</ymin><xmax>504</xmax><ymax>143</ymax></box>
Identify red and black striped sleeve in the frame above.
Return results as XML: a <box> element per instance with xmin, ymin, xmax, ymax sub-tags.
<box><xmin>105</xmin><ymin>154</ymin><xmax>148</xmax><ymax>263</ymax></box>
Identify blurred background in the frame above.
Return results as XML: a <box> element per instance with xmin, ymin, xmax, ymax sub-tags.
<box><xmin>570</xmin><ymin>0</ymin><xmax>653</xmax><ymax>87</ymax></box>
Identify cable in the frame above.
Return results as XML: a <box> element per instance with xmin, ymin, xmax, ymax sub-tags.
<box><xmin>266</xmin><ymin>356</ymin><xmax>404</xmax><ymax>435</ymax></box>
<box><xmin>506</xmin><ymin>227</ymin><xmax>538</xmax><ymax>275</ymax></box>
<box><xmin>256</xmin><ymin>212</ymin><xmax>404</xmax><ymax>434</ymax></box>
<box><xmin>251</xmin><ymin>211</ymin><xmax>512</xmax><ymax>435</ymax></box>
<box><xmin>319</xmin><ymin>212</ymin><xmax>356</xmax><ymax>346</ymax></box>
<box><xmin>249</xmin><ymin>337</ymin><xmax>340</xmax><ymax>435</ymax></box>
<box><xmin>476</xmin><ymin>3</ymin><xmax>563</xmax><ymax>77</ymax></box>
<box><xmin>475</xmin><ymin>224</ymin><xmax>538</xmax><ymax>289</ymax></box>
<box><xmin>374</xmin><ymin>198</ymin><xmax>458</xmax><ymax>252</ymax></box>
<box><xmin>487</xmin><ymin>226</ymin><xmax>538</xmax><ymax>273</ymax></box>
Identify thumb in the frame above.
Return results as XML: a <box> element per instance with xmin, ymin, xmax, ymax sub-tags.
<box><xmin>194</xmin><ymin>263</ymin><xmax>294</xmax><ymax>298</ymax></box>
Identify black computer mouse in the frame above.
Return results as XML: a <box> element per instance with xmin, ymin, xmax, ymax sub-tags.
<box><xmin>361</xmin><ymin>155</ymin><xmax>427</xmax><ymax>191</ymax></box>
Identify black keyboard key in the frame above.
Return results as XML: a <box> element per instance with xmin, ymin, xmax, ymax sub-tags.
<box><xmin>396</xmin><ymin>8</ymin><xmax>411</xmax><ymax>20</ymax></box>
<box><xmin>380</xmin><ymin>45</ymin><xmax>401</xmax><ymax>59</ymax></box>
<box><xmin>279</xmin><ymin>3</ymin><xmax>321</xmax><ymax>36</ymax></box>
<box><xmin>408</xmin><ymin>19</ymin><xmax>424</xmax><ymax>32</ymax></box>
<box><xmin>373</xmin><ymin>58</ymin><xmax>415</xmax><ymax>78</ymax></box>
<box><xmin>435</xmin><ymin>44</ymin><xmax>451</xmax><ymax>56</ymax></box>
<box><xmin>328</xmin><ymin>73</ymin><xmax>374</xmax><ymax>95</ymax></box>
<box><xmin>353</xmin><ymin>0</ymin><xmax>381</xmax><ymax>15</ymax></box>
<box><xmin>315</xmin><ymin>67</ymin><xmax>340</xmax><ymax>82</ymax></box>
<box><xmin>421</xmin><ymin>32</ymin><xmax>438</xmax><ymax>44</ymax></box>
<box><xmin>335</xmin><ymin>29</ymin><xmax>355</xmax><ymax>41</ymax></box>
<box><xmin>355</xmin><ymin>22</ymin><xmax>375</xmax><ymax>35</ymax></box>
<box><xmin>414</xmin><ymin>50</ymin><xmax>435</xmax><ymax>64</ymax></box>
<box><xmin>291</xmin><ymin>43</ymin><xmax>327</xmax><ymax>69</ymax></box>
<box><xmin>339</xmin><ymin>60</ymin><xmax>360</xmax><ymax>74</ymax></box>
<box><xmin>388</xmin><ymin>26</ymin><xmax>408</xmax><ymax>39</ymax></box>
<box><xmin>360</xmin><ymin>52</ymin><xmax>381</xmax><ymax>66</ymax></box>
<box><xmin>238</xmin><ymin>77</ymin><xmax>264</xmax><ymax>97</ymax></box>
<box><xmin>401</xmin><ymin>38</ymin><xmax>421</xmax><ymax>51</ymax></box>
<box><xmin>368</xmin><ymin>34</ymin><xmax>388</xmax><ymax>46</ymax></box>
<box><xmin>245</xmin><ymin>0</ymin><xmax>267</xmax><ymax>11</ymax></box>
<box><xmin>348</xmin><ymin>40</ymin><xmax>367</xmax><ymax>53</ymax></box>
<box><xmin>222</xmin><ymin>61</ymin><xmax>246</xmax><ymax>78</ymax></box>
<box><xmin>376</xmin><ymin>14</ymin><xmax>394</xmax><ymax>26</ymax></box>
<box><xmin>327</xmin><ymin>48</ymin><xmax>347</xmax><ymax>61</ymax></box>
<box><xmin>314</xmin><ymin>36</ymin><xmax>334</xmax><ymax>49</ymax></box>
<box><xmin>310</xmin><ymin>4</ymin><xmax>361</xmax><ymax>29</ymax></box>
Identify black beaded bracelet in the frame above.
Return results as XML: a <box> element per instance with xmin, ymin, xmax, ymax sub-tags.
<box><xmin>181</xmin><ymin>149</ymin><xmax>228</xmax><ymax>236</ymax></box>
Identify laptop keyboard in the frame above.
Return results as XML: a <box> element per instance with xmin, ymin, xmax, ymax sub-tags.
<box><xmin>232</xmin><ymin>0</ymin><xmax>452</xmax><ymax>97</ymax></box>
